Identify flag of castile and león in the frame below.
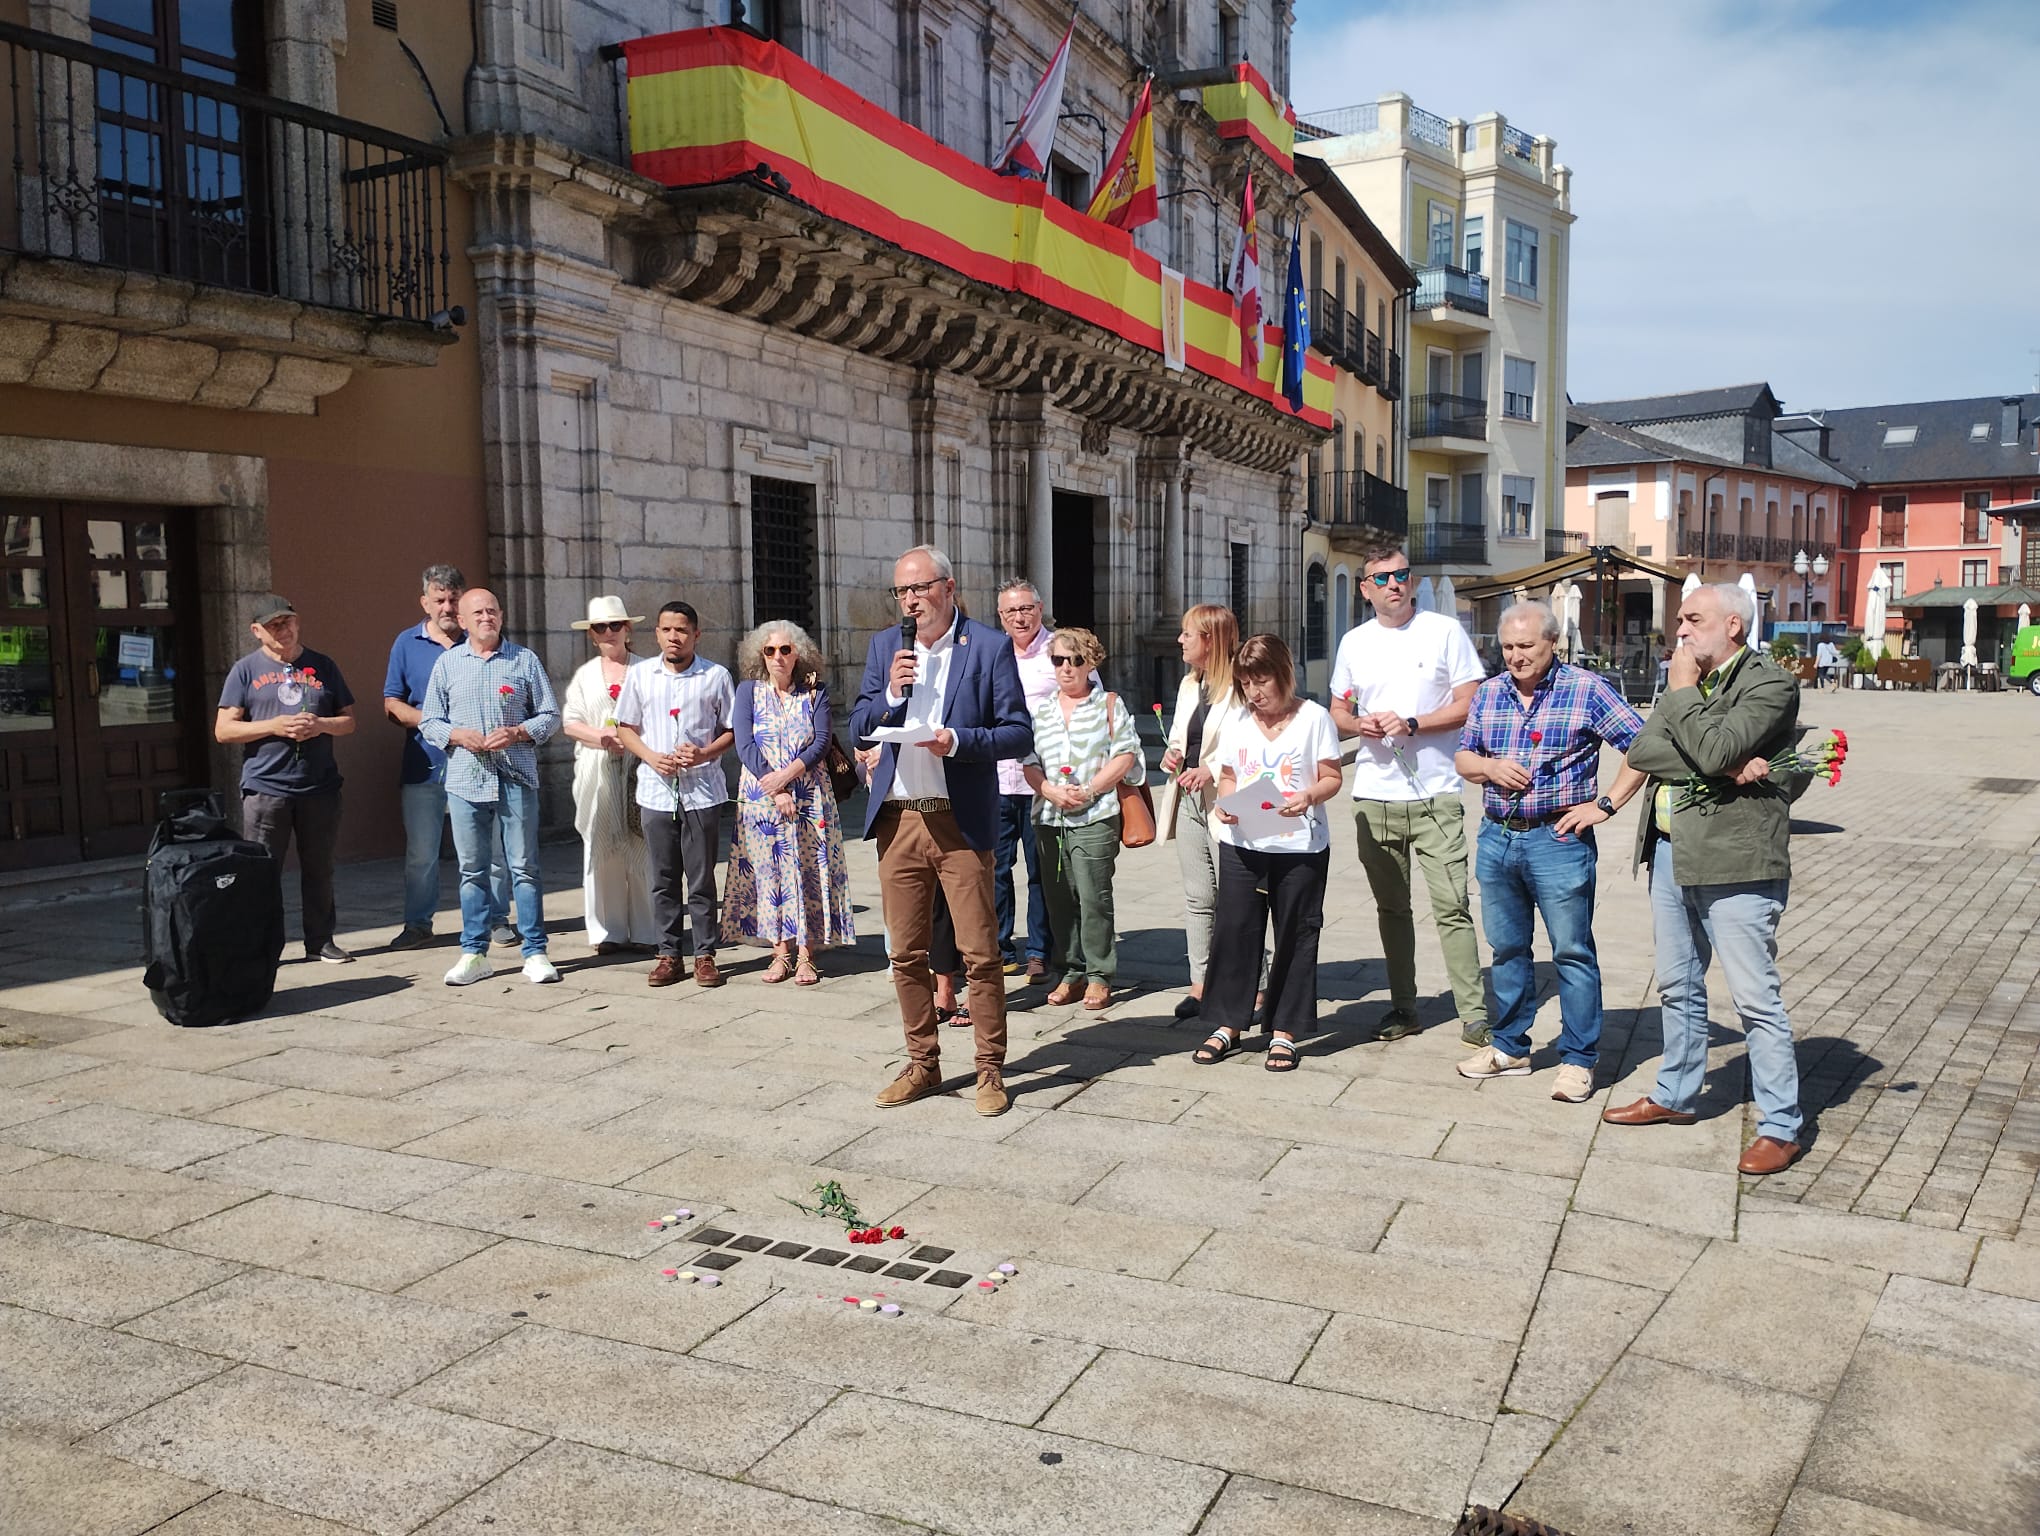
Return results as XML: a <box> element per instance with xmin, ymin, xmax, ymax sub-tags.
<box><xmin>1225</xmin><ymin>174</ymin><xmax>1262</xmax><ymax>375</ymax></box>
<box><xmin>1086</xmin><ymin>79</ymin><xmax>1157</xmax><ymax>231</ymax></box>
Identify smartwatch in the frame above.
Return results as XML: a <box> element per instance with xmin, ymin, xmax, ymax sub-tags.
<box><xmin>1404</xmin><ymin>716</ymin><xmax>1420</xmax><ymax>736</ymax></box>
<box><xmin>1595</xmin><ymin>795</ymin><xmax>1615</xmax><ymax>816</ymax></box>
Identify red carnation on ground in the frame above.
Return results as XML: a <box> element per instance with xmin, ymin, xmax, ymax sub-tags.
<box><xmin>887</xmin><ymin>1225</ymin><xmax>905</xmax><ymax>1239</ymax></box>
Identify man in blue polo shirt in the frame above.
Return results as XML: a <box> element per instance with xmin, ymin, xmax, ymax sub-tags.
<box><xmin>382</xmin><ymin>564</ymin><xmax>510</xmax><ymax>949</ymax></box>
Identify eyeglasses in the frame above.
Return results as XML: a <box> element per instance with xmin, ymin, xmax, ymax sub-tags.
<box><xmin>1367</xmin><ymin>569</ymin><xmax>1414</xmax><ymax>587</ymax></box>
<box><xmin>589</xmin><ymin>621</ymin><xmax>627</xmax><ymax>634</ymax></box>
<box><xmin>999</xmin><ymin>603</ymin><xmax>1041</xmax><ymax>617</ymax></box>
<box><xmin>761</xmin><ymin>644</ymin><xmax>795</xmax><ymax>657</ymax></box>
<box><xmin>1049</xmin><ymin>655</ymin><xmax>1083</xmax><ymax>668</ymax></box>
<box><xmin>887</xmin><ymin>579</ymin><xmax>946</xmax><ymax>600</ymax></box>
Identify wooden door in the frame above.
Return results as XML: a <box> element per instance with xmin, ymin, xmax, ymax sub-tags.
<box><xmin>0</xmin><ymin>502</ymin><xmax>206</xmax><ymax>868</ymax></box>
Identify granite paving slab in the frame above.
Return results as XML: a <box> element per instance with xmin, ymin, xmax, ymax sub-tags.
<box><xmin>0</xmin><ymin>1154</ymin><xmax>258</xmax><ymax>1238</ymax></box>
<box><xmin>202</xmin><ymin>1088</ymin><xmax>473</xmax><ymax>1151</ymax></box>
<box><xmin>32</xmin><ymin>1061</ymin><xmax>276</xmax><ymax>1117</ymax></box>
<box><xmin>0</xmin><ymin>1216</ymin><xmax>241</xmax><ymax>1325</ymax></box>
<box><xmin>393</xmin><ymin>1114</ymin><xmax>678</xmax><ymax>1186</ymax></box>
<box><xmin>828</xmin><ymin>1122</ymin><xmax>1119</xmax><ymax>1203</ymax></box>
<box><xmin>1376</xmin><ymin>1199</ymin><xmax>1561</xmax><ymax>1274</ymax></box>
<box><xmin>65</xmin><ymin>1026</ymin><xmax>283</xmax><ymax>1073</ymax></box>
<box><xmin>183</xmin><ymin>1135</ymin><xmax>478</xmax><ymax>1213</ymax></box>
<box><xmin>6</xmin><ymin>1101</ymin><xmax>268</xmax><ymax>1172</ymax></box>
<box><xmin>1771</xmin><ymin>1488</ymin><xmax>1996</xmax><ymax>1536</ymax></box>
<box><xmin>886</xmin><ymin>1182</ymin><xmax>1211</xmax><ymax>1280</ymax></box>
<box><xmin>1572</xmin><ymin>1154</ymin><xmax>1740</xmax><ymax>1239</ymax></box>
<box><xmin>214</xmin><ymin>1046</ymin><xmax>460</xmax><ymax>1101</ymax></box>
<box><xmin>84</xmin><ymin>1363</ymin><xmax>545</xmax><ymax>1536</ymax></box>
<box><xmin>392</xmin><ymin>1166</ymin><xmax>708</xmax><ymax>1257</ymax></box>
<box><xmin>158</xmin><ymin>1194</ymin><xmax>499</xmax><ymax>1292</ymax></box>
<box><xmin>0</xmin><ymin>1303</ymin><xmax>225</xmax><ymax>1441</ymax></box>
<box><xmin>148</xmin><ymin>1491</ymin><xmax>373</xmax><ymax>1535</ymax></box>
<box><xmin>1549</xmin><ymin>1211</ymin><xmax>1708</xmax><ymax>1291</ymax></box>
<box><xmin>1865</xmin><ymin>1273</ymin><xmax>2040</xmax><ymax>1375</ymax></box>
<box><xmin>391</xmin><ymin>1068</ymin><xmax>657</xmax><ymax>1128</ymax></box>
<box><xmin>1292</xmin><ymin>1312</ymin><xmax>1516</xmax><ymax>1421</ymax></box>
<box><xmin>1633</xmin><ymin>1243</ymin><xmax>1882</xmax><ymax>1397</ymax></box>
<box><xmin>1196</xmin><ymin>1476</ymin><xmax>1456</xmax><ymax>1536</ymax></box>
<box><xmin>1968</xmin><ymin>1237</ymin><xmax>2040</xmax><ymax>1302</ymax></box>
<box><xmin>1003</xmin><ymin>1101</ymin><xmax>1298</xmax><ymax>1175</ymax></box>
<box><xmin>1074</xmin><ymin>1159</ymin><xmax>1399</xmax><ymax>1251</ymax></box>
<box><xmin>617</xmin><ymin>1145</ymin><xmax>930</xmax><ymax>1222</ymax></box>
<box><xmin>0</xmin><ymin>1045</ymin><xmax>102</xmax><ymax>1088</ymax></box>
<box><xmin>1060</xmin><ymin>1079</ymin><xmax>1201</xmax><ymax>1123</ymax></box>
<box><xmin>1736</xmin><ymin>1202</ymin><xmax>1980</xmax><ymax>1281</ymax></box>
<box><xmin>0</xmin><ymin>1431</ymin><xmax>213</xmax><ymax>1536</ymax></box>
<box><xmin>1501</xmin><ymin>1268</ymin><xmax>1665</xmax><ymax>1421</ymax></box>
<box><xmin>1271</xmin><ymin>1141</ymin><xmax>1575</xmax><ymax>1223</ymax></box>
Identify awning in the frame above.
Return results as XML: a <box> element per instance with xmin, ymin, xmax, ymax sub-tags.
<box><xmin>1886</xmin><ymin>582</ymin><xmax>2040</xmax><ymax>611</ymax></box>
<box><xmin>1453</xmin><ymin>546</ymin><xmax>1684</xmax><ymax>603</ymax></box>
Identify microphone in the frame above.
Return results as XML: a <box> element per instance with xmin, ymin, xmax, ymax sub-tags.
<box><xmin>898</xmin><ymin>617</ymin><xmax>916</xmax><ymax>700</ymax></box>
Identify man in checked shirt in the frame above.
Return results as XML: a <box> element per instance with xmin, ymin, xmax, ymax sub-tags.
<box><xmin>1453</xmin><ymin>602</ymin><xmax>1648</xmax><ymax>1102</ymax></box>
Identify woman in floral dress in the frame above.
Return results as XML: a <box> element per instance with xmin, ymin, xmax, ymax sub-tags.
<box><xmin>720</xmin><ymin>621</ymin><xmax>854</xmax><ymax>983</ymax></box>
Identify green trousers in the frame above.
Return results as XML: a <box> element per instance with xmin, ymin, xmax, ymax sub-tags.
<box><xmin>1352</xmin><ymin>796</ymin><xmax>1487</xmax><ymax>1025</ymax></box>
<box><xmin>1036</xmin><ymin>820</ymin><xmax>1121</xmax><ymax>985</ymax></box>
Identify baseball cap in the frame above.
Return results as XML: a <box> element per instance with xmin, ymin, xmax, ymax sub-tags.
<box><xmin>249</xmin><ymin>594</ymin><xmax>296</xmax><ymax>627</ymax></box>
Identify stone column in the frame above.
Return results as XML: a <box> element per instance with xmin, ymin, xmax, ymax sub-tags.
<box><xmin>1027</xmin><ymin>439</ymin><xmax>1053</xmax><ymax>617</ymax></box>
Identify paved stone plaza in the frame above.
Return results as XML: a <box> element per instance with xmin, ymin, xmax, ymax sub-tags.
<box><xmin>2</xmin><ymin>689</ymin><xmax>2037</xmax><ymax>1536</ymax></box>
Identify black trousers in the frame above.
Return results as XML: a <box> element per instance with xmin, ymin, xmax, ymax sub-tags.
<box><xmin>643</xmin><ymin>805</ymin><xmax>720</xmax><ymax>958</ymax></box>
<box><xmin>242</xmin><ymin>789</ymin><xmax>342</xmax><ymax>951</ymax></box>
<box><xmin>1203</xmin><ymin>843</ymin><xmax>1328</xmax><ymax>1038</ymax></box>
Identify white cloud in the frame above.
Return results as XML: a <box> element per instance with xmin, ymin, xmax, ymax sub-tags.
<box><xmin>1288</xmin><ymin>0</ymin><xmax>2040</xmax><ymax>411</ymax></box>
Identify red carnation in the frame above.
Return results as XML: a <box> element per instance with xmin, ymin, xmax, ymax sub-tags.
<box><xmin>1059</xmin><ymin>766</ymin><xmax>1073</xmax><ymax>775</ymax></box>
<box><xmin>887</xmin><ymin>1225</ymin><xmax>905</xmax><ymax>1239</ymax></box>
<box><xmin>1260</xmin><ymin>802</ymin><xmax>1274</xmax><ymax>811</ymax></box>
<box><xmin>298</xmin><ymin>667</ymin><xmax>317</xmax><ymax>682</ymax></box>
<box><xmin>608</xmin><ymin>683</ymin><xmax>621</xmax><ymax>701</ymax></box>
<box><xmin>1529</xmin><ymin>731</ymin><xmax>1543</xmax><ymax>745</ymax></box>
<box><xmin>669</xmin><ymin>707</ymin><xmax>680</xmax><ymax>718</ymax></box>
<box><xmin>498</xmin><ymin>684</ymin><xmax>513</xmax><ymax>696</ymax></box>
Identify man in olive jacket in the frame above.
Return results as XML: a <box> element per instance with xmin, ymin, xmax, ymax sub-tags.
<box><xmin>1604</xmin><ymin>584</ymin><xmax>1804</xmax><ymax>1175</ymax></box>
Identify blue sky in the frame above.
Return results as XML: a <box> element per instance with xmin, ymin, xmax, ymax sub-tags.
<box><xmin>1288</xmin><ymin>0</ymin><xmax>2040</xmax><ymax>413</ymax></box>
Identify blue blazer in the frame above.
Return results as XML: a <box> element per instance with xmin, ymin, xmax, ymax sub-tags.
<box><xmin>849</xmin><ymin>615</ymin><xmax>1032</xmax><ymax>850</ymax></box>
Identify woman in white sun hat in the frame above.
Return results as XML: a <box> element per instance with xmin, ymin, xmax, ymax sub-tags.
<box><xmin>561</xmin><ymin>595</ymin><xmax>656</xmax><ymax>952</ymax></box>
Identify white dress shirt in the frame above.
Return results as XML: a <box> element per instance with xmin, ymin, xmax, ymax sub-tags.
<box><xmin>614</xmin><ymin>654</ymin><xmax>735</xmax><ymax>812</ymax></box>
<box><xmin>887</xmin><ymin>611</ymin><xmax>959</xmax><ymax>801</ymax></box>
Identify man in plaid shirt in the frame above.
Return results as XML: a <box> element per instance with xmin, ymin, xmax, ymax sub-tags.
<box><xmin>1453</xmin><ymin>602</ymin><xmax>1648</xmax><ymax>1101</ymax></box>
<box><xmin>420</xmin><ymin>588</ymin><xmax>562</xmax><ymax>987</ymax></box>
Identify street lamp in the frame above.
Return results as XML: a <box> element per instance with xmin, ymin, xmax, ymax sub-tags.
<box><xmin>1793</xmin><ymin>548</ymin><xmax>1828</xmax><ymax>638</ymax></box>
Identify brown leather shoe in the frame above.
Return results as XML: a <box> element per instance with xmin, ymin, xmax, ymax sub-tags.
<box><xmin>1024</xmin><ymin>957</ymin><xmax>1046</xmax><ymax>982</ymax></box>
<box><xmin>693</xmin><ymin>954</ymin><xmax>724</xmax><ymax>988</ymax></box>
<box><xmin>875</xmin><ymin>1062</ymin><xmax>942</xmax><ymax>1108</ymax></box>
<box><xmin>975</xmin><ymin>1067</ymin><xmax>1009</xmax><ymax>1117</ymax></box>
<box><xmin>647</xmin><ymin>955</ymin><xmax>682</xmax><ymax>988</ymax></box>
<box><xmin>1600</xmin><ymin>1097</ymin><xmax>1697</xmax><ymax>1127</ymax></box>
<box><xmin>1737</xmin><ymin>1136</ymin><xmax>1802</xmax><ymax>1175</ymax></box>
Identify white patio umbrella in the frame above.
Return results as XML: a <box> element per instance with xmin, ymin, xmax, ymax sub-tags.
<box><xmin>1739</xmin><ymin>572</ymin><xmax>1762</xmax><ymax>650</ymax></box>
<box><xmin>1436</xmin><ymin>574</ymin><xmax>1458</xmax><ymax>620</ymax></box>
<box><xmin>1414</xmin><ymin>576</ymin><xmax>1437</xmax><ymax>614</ymax></box>
<box><xmin>1681</xmin><ymin>571</ymin><xmax>1702</xmax><ymax>599</ymax></box>
<box><xmin>1862</xmin><ymin>572</ymin><xmax>1889</xmax><ymax>660</ymax></box>
<box><xmin>2020</xmin><ymin>602</ymin><xmax>2032</xmax><ymax>629</ymax></box>
<box><xmin>1558</xmin><ymin>581</ymin><xmax>1586</xmax><ymax>659</ymax></box>
<box><xmin>1961</xmin><ymin>598</ymin><xmax>1979</xmax><ymax>675</ymax></box>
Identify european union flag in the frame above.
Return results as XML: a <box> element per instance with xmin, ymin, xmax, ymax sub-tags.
<box><xmin>1281</xmin><ymin>221</ymin><xmax>1309</xmax><ymax>411</ymax></box>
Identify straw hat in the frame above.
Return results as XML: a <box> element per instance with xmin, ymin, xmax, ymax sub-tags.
<box><xmin>570</xmin><ymin>594</ymin><xmax>646</xmax><ymax>630</ymax></box>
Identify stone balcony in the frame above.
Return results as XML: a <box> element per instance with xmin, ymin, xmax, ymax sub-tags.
<box><xmin>0</xmin><ymin>20</ymin><xmax>456</xmax><ymax>412</ymax></box>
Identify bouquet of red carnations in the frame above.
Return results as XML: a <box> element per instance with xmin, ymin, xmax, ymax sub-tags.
<box><xmin>1675</xmin><ymin>729</ymin><xmax>1848</xmax><ymax>809</ymax></box>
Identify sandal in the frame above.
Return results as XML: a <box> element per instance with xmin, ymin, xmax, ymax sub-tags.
<box><xmin>760</xmin><ymin>954</ymin><xmax>795</xmax><ymax>984</ymax></box>
<box><xmin>793</xmin><ymin>957</ymin><xmax>821</xmax><ymax>987</ymax></box>
<box><xmin>1194</xmin><ymin>1028</ymin><xmax>1237</xmax><ymax>1064</ymax></box>
<box><xmin>946</xmin><ymin>1003</ymin><xmax>972</xmax><ymax>1028</ymax></box>
<box><xmin>1264</xmin><ymin>1037</ymin><xmax>1300</xmax><ymax>1073</ymax></box>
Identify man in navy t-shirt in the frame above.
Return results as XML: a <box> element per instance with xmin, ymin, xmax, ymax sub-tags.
<box><xmin>215</xmin><ymin>594</ymin><xmax>357</xmax><ymax>962</ymax></box>
<box><xmin>382</xmin><ymin>563</ymin><xmax>509</xmax><ymax>949</ymax></box>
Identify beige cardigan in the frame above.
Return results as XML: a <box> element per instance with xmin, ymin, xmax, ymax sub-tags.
<box><xmin>1157</xmin><ymin>670</ymin><xmax>1250</xmax><ymax>842</ymax></box>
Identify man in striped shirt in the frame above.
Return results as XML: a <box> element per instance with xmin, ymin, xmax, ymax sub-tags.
<box><xmin>420</xmin><ymin>588</ymin><xmax>562</xmax><ymax>986</ymax></box>
<box><xmin>1454</xmin><ymin>601</ymin><xmax>1647</xmax><ymax>1102</ymax></box>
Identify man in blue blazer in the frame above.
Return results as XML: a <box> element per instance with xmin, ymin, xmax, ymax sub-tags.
<box><xmin>851</xmin><ymin>545</ymin><xmax>1032</xmax><ymax>1115</ymax></box>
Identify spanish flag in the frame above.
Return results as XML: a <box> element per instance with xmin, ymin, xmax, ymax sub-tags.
<box><xmin>1086</xmin><ymin>78</ymin><xmax>1157</xmax><ymax>231</ymax></box>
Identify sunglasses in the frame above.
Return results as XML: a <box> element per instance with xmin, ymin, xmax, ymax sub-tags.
<box><xmin>1367</xmin><ymin>569</ymin><xmax>1414</xmax><ymax>587</ymax></box>
<box><xmin>589</xmin><ymin>620</ymin><xmax>627</xmax><ymax>633</ymax></box>
<box><xmin>762</xmin><ymin>644</ymin><xmax>796</xmax><ymax>657</ymax></box>
<box><xmin>1049</xmin><ymin>654</ymin><xmax>1083</xmax><ymax>668</ymax></box>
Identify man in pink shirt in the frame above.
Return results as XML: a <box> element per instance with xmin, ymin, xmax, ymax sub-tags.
<box><xmin>994</xmin><ymin>580</ymin><xmax>1058</xmax><ymax>979</ymax></box>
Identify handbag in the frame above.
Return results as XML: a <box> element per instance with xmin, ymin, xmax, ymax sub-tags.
<box><xmin>821</xmin><ymin>737</ymin><xmax>860</xmax><ymax>804</ymax></box>
<box><xmin>1103</xmin><ymin>693</ymin><xmax>1157</xmax><ymax>849</ymax></box>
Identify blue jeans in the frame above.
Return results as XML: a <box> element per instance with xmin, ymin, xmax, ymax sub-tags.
<box><xmin>401</xmin><ymin>780</ymin><xmax>509</xmax><ymax>930</ymax></box>
<box><xmin>994</xmin><ymin>793</ymin><xmax>1051</xmax><ymax>963</ymax></box>
<box><xmin>1648</xmin><ymin>838</ymin><xmax>1802</xmax><ymax>1142</ymax></box>
<box><xmin>447</xmin><ymin>784</ymin><xmax>546</xmax><ymax>956</ymax></box>
<box><xmin>1476</xmin><ymin>820</ymin><xmax>1603</xmax><ymax>1067</ymax></box>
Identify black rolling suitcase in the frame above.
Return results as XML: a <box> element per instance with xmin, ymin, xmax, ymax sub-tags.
<box><xmin>141</xmin><ymin>790</ymin><xmax>285</xmax><ymax>1027</ymax></box>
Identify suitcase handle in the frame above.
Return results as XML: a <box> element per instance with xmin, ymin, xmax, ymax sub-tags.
<box><xmin>152</xmin><ymin>789</ymin><xmax>230</xmax><ymax>850</ymax></box>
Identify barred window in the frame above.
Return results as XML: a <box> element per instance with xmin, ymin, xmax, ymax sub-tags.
<box><xmin>1305</xmin><ymin>564</ymin><xmax>1328</xmax><ymax>660</ymax></box>
<box><xmin>1230</xmin><ymin>541</ymin><xmax>1250</xmax><ymax>633</ymax></box>
<box><xmin>750</xmin><ymin>477</ymin><xmax>819</xmax><ymax>637</ymax></box>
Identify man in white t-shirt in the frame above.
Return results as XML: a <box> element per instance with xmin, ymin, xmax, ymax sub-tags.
<box><xmin>1329</xmin><ymin>545</ymin><xmax>1490</xmax><ymax>1046</ymax></box>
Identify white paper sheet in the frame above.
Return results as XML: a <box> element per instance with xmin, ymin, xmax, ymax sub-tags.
<box><xmin>867</xmin><ymin>721</ymin><xmax>941</xmax><ymax>746</ymax></box>
<box><xmin>1215</xmin><ymin>775</ymin><xmax>1296</xmax><ymax>842</ymax></box>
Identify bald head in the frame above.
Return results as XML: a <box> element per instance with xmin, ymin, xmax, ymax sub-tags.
<box><xmin>459</xmin><ymin>588</ymin><xmax>503</xmax><ymax>652</ymax></box>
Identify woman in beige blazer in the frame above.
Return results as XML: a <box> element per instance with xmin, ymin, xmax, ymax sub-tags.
<box><xmin>1159</xmin><ymin>604</ymin><xmax>1252</xmax><ymax>1020</ymax></box>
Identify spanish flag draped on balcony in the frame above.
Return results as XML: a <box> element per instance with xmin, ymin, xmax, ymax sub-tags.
<box><xmin>1199</xmin><ymin>62</ymin><xmax>1298</xmax><ymax>173</ymax></box>
<box><xmin>1085</xmin><ymin>78</ymin><xmax>1157</xmax><ymax>231</ymax></box>
<box><xmin>618</xmin><ymin>28</ymin><xmax>1330</xmax><ymax>425</ymax></box>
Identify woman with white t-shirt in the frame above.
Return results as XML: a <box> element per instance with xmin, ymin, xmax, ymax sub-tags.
<box><xmin>1193</xmin><ymin>635</ymin><xmax>1344</xmax><ymax>1072</ymax></box>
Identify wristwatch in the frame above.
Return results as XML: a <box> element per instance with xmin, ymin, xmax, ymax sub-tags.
<box><xmin>1404</xmin><ymin>716</ymin><xmax>1420</xmax><ymax>736</ymax></box>
<box><xmin>1595</xmin><ymin>795</ymin><xmax>1615</xmax><ymax>816</ymax></box>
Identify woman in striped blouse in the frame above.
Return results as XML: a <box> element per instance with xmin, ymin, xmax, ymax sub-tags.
<box><xmin>1021</xmin><ymin>627</ymin><xmax>1144</xmax><ymax>1011</ymax></box>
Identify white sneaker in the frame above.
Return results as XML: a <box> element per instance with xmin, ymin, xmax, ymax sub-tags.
<box><xmin>1457</xmin><ymin>1046</ymin><xmax>1531</xmax><ymax>1080</ymax></box>
<box><xmin>443</xmin><ymin>952</ymin><xmax>492</xmax><ymax>987</ymax></box>
<box><xmin>521</xmin><ymin>953</ymin><xmax>560</xmax><ymax>985</ymax></box>
<box><xmin>1550</xmin><ymin>1063</ymin><xmax>1596</xmax><ymax>1103</ymax></box>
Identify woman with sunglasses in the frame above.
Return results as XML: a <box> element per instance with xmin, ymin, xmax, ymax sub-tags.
<box><xmin>1020</xmin><ymin>627</ymin><xmax>1144</xmax><ymax>1010</ymax></box>
<box><xmin>721</xmin><ymin>622</ymin><xmax>854</xmax><ymax>983</ymax></box>
<box><xmin>562</xmin><ymin>596</ymin><xmax>657</xmax><ymax>952</ymax></box>
<box><xmin>1196</xmin><ymin>635</ymin><xmax>1343</xmax><ymax>1072</ymax></box>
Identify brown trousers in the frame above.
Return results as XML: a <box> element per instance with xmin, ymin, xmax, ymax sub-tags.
<box><xmin>877</xmin><ymin>806</ymin><xmax>1007</xmax><ymax>1072</ymax></box>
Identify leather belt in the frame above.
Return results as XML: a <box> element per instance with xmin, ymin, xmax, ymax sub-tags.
<box><xmin>1487</xmin><ymin>810</ymin><xmax>1561</xmax><ymax>832</ymax></box>
<box><xmin>888</xmin><ymin>797</ymin><xmax>953</xmax><ymax>815</ymax></box>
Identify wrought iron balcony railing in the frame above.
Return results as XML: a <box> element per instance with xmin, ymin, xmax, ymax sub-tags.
<box><xmin>1309</xmin><ymin>471</ymin><xmax>1409</xmax><ymax>537</ymax></box>
<box><xmin>1545</xmin><ymin>528</ymin><xmax>1586</xmax><ymax>559</ymax></box>
<box><xmin>1409</xmin><ymin>521</ymin><xmax>1487</xmax><ymax>565</ymax></box>
<box><xmin>2</xmin><ymin>20</ymin><xmax>452</xmax><ymax>321</ymax></box>
<box><xmin>1412</xmin><ymin>263</ymin><xmax>1489</xmax><ymax>316</ymax></box>
<box><xmin>1361</xmin><ymin>329</ymin><xmax>1383</xmax><ymax>386</ymax></box>
<box><xmin>1409</xmin><ymin>392</ymin><xmax>1487</xmax><ymax>441</ymax></box>
<box><xmin>1384</xmin><ymin>348</ymin><xmax>1402</xmax><ymax>401</ymax></box>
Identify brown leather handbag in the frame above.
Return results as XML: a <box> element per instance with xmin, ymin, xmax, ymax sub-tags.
<box><xmin>1104</xmin><ymin>693</ymin><xmax>1157</xmax><ymax>848</ymax></box>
